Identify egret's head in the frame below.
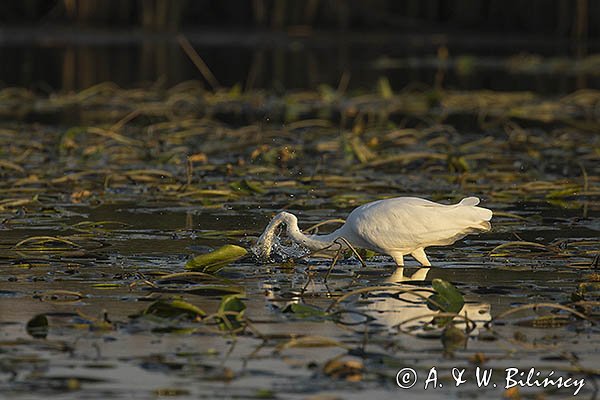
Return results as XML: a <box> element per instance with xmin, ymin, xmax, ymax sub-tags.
<box><xmin>253</xmin><ymin>212</ymin><xmax>297</xmax><ymax>260</ymax></box>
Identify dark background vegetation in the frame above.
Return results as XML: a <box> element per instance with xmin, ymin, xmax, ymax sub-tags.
<box><xmin>0</xmin><ymin>0</ymin><xmax>595</xmax><ymax>36</ymax></box>
<box><xmin>0</xmin><ymin>0</ymin><xmax>596</xmax><ymax>91</ymax></box>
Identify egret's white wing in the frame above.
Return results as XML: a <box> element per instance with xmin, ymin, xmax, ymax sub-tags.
<box><xmin>346</xmin><ymin>197</ymin><xmax>491</xmax><ymax>253</ymax></box>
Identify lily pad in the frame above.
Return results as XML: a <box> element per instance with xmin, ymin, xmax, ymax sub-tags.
<box><xmin>427</xmin><ymin>278</ymin><xmax>464</xmax><ymax>314</ymax></box>
<box><xmin>26</xmin><ymin>314</ymin><xmax>49</xmax><ymax>338</ymax></box>
<box><xmin>185</xmin><ymin>244</ymin><xmax>247</xmax><ymax>273</ymax></box>
<box><xmin>441</xmin><ymin>323</ymin><xmax>467</xmax><ymax>353</ymax></box>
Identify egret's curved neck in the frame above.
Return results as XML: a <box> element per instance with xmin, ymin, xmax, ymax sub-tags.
<box><xmin>255</xmin><ymin>211</ymin><xmax>345</xmax><ymax>258</ymax></box>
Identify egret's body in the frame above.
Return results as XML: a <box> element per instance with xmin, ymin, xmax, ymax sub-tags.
<box><xmin>255</xmin><ymin>196</ymin><xmax>492</xmax><ymax>266</ymax></box>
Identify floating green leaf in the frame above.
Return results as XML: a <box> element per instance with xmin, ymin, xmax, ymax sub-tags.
<box><xmin>489</xmin><ymin>241</ymin><xmax>551</xmax><ymax>257</ymax></box>
<box><xmin>515</xmin><ymin>315</ymin><xmax>571</xmax><ymax>328</ymax></box>
<box><xmin>229</xmin><ymin>179</ymin><xmax>266</xmax><ymax>194</ymax></box>
<box><xmin>254</xmin><ymin>388</ymin><xmax>276</xmax><ymax>399</ymax></box>
<box><xmin>142</xmin><ymin>299</ymin><xmax>206</xmax><ymax>320</ymax></box>
<box><xmin>218</xmin><ymin>294</ymin><xmax>246</xmax><ymax>315</ymax></box>
<box><xmin>185</xmin><ymin>244</ymin><xmax>247</xmax><ymax>273</ymax></box>
<box><xmin>14</xmin><ymin>236</ymin><xmax>81</xmax><ymax>250</ymax></box>
<box><xmin>26</xmin><ymin>314</ymin><xmax>49</xmax><ymax>339</ymax></box>
<box><xmin>572</xmin><ymin>281</ymin><xmax>600</xmax><ymax>302</ymax></box>
<box><xmin>545</xmin><ymin>186</ymin><xmax>580</xmax><ymax>199</ymax></box>
<box><xmin>357</xmin><ymin>248</ymin><xmax>377</xmax><ymax>259</ymax></box>
<box><xmin>185</xmin><ymin>285</ymin><xmax>245</xmax><ymax>296</ymax></box>
<box><xmin>217</xmin><ymin>294</ymin><xmax>246</xmax><ymax>331</ymax></box>
<box><xmin>71</xmin><ymin>220</ymin><xmax>131</xmax><ymax>232</ymax></box>
<box><xmin>427</xmin><ymin>278</ymin><xmax>464</xmax><ymax>314</ymax></box>
<box><xmin>91</xmin><ymin>283</ymin><xmax>121</xmax><ymax>289</ymax></box>
<box><xmin>441</xmin><ymin>323</ymin><xmax>467</xmax><ymax>353</ymax></box>
<box><xmin>282</xmin><ymin>303</ymin><xmax>328</xmax><ymax>319</ymax></box>
<box><xmin>276</xmin><ymin>336</ymin><xmax>349</xmax><ymax>351</ymax></box>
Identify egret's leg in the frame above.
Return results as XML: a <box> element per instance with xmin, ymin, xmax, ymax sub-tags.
<box><xmin>324</xmin><ymin>244</ymin><xmax>343</xmax><ymax>282</ymax></box>
<box><xmin>390</xmin><ymin>252</ymin><xmax>404</xmax><ymax>267</ymax></box>
<box><xmin>409</xmin><ymin>268</ymin><xmax>430</xmax><ymax>281</ymax></box>
<box><xmin>411</xmin><ymin>248</ymin><xmax>431</xmax><ymax>266</ymax></box>
<box><xmin>386</xmin><ymin>252</ymin><xmax>406</xmax><ymax>282</ymax></box>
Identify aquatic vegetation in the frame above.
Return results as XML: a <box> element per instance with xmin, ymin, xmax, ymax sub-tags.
<box><xmin>185</xmin><ymin>244</ymin><xmax>248</xmax><ymax>273</ymax></box>
<box><xmin>0</xmin><ymin>81</ymin><xmax>598</xmax><ymax>398</ymax></box>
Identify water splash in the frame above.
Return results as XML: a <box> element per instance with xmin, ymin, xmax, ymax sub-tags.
<box><xmin>251</xmin><ymin>234</ymin><xmax>310</xmax><ymax>262</ymax></box>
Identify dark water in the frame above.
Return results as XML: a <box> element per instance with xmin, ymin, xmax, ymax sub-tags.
<box><xmin>2</xmin><ymin>28</ymin><xmax>600</xmax><ymax>93</ymax></box>
<box><xmin>0</xmin><ymin>198</ymin><xmax>598</xmax><ymax>399</ymax></box>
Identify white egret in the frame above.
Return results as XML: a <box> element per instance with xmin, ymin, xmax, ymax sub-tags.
<box><xmin>255</xmin><ymin>197</ymin><xmax>492</xmax><ymax>266</ymax></box>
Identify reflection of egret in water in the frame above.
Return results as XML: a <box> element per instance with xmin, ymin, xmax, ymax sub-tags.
<box><xmin>361</xmin><ymin>268</ymin><xmax>491</xmax><ymax>336</ymax></box>
<box><xmin>254</xmin><ymin>197</ymin><xmax>492</xmax><ymax>273</ymax></box>
<box><xmin>262</xmin><ymin>264</ymin><xmax>490</xmax><ymax>339</ymax></box>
